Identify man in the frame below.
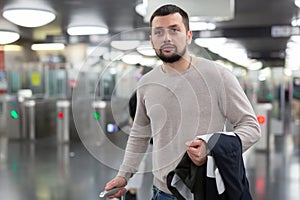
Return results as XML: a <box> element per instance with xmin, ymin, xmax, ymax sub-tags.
<box><xmin>105</xmin><ymin>4</ymin><xmax>261</xmax><ymax>199</ymax></box>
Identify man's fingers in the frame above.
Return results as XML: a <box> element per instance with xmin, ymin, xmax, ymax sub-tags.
<box><xmin>105</xmin><ymin>176</ymin><xmax>126</xmax><ymax>191</ymax></box>
<box><xmin>105</xmin><ymin>180</ymin><xmax>116</xmax><ymax>191</ymax></box>
<box><xmin>186</xmin><ymin>139</ymin><xmax>203</xmax><ymax>147</ymax></box>
<box><xmin>108</xmin><ymin>188</ymin><xmax>127</xmax><ymax>198</ymax></box>
<box><xmin>187</xmin><ymin>146</ymin><xmax>198</xmax><ymax>155</ymax></box>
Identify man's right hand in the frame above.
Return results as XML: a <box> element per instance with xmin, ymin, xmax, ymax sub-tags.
<box><xmin>104</xmin><ymin>176</ymin><xmax>127</xmax><ymax>198</ymax></box>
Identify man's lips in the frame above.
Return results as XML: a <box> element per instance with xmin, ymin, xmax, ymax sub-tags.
<box><xmin>161</xmin><ymin>44</ymin><xmax>176</xmax><ymax>52</ymax></box>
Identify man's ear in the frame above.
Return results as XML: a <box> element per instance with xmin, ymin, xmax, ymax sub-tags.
<box><xmin>187</xmin><ymin>30</ymin><xmax>193</xmax><ymax>44</ymax></box>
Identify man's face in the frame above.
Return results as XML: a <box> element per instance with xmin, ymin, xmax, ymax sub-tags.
<box><xmin>150</xmin><ymin>13</ymin><xmax>192</xmax><ymax>63</ymax></box>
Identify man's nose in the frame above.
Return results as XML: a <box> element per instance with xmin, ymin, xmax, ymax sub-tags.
<box><xmin>163</xmin><ymin>31</ymin><xmax>171</xmax><ymax>42</ymax></box>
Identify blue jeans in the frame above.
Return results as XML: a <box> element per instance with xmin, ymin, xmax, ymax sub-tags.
<box><xmin>152</xmin><ymin>186</ymin><xmax>177</xmax><ymax>200</ymax></box>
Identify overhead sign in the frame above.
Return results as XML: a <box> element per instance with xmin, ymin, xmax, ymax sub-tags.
<box><xmin>271</xmin><ymin>26</ymin><xmax>300</xmax><ymax>37</ymax></box>
<box><xmin>145</xmin><ymin>0</ymin><xmax>234</xmax><ymax>22</ymax></box>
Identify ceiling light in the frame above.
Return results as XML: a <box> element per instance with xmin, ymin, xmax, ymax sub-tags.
<box><xmin>3</xmin><ymin>8</ymin><xmax>56</xmax><ymax>27</ymax></box>
<box><xmin>290</xmin><ymin>35</ymin><xmax>300</xmax><ymax>43</ymax></box>
<box><xmin>136</xmin><ymin>44</ymin><xmax>156</xmax><ymax>56</ymax></box>
<box><xmin>190</xmin><ymin>21</ymin><xmax>216</xmax><ymax>31</ymax></box>
<box><xmin>122</xmin><ymin>54</ymin><xmax>143</xmax><ymax>65</ymax></box>
<box><xmin>285</xmin><ymin>37</ymin><xmax>300</xmax><ymax>69</ymax></box>
<box><xmin>247</xmin><ymin>60</ymin><xmax>263</xmax><ymax>71</ymax></box>
<box><xmin>135</xmin><ymin>0</ymin><xmax>148</xmax><ymax>17</ymax></box>
<box><xmin>110</xmin><ymin>40</ymin><xmax>140</xmax><ymax>51</ymax></box>
<box><xmin>291</xmin><ymin>17</ymin><xmax>300</xmax><ymax>26</ymax></box>
<box><xmin>31</xmin><ymin>43</ymin><xmax>65</xmax><ymax>51</ymax></box>
<box><xmin>0</xmin><ymin>18</ymin><xmax>20</xmax><ymax>44</ymax></box>
<box><xmin>67</xmin><ymin>26</ymin><xmax>109</xmax><ymax>35</ymax></box>
<box><xmin>0</xmin><ymin>30</ymin><xmax>20</xmax><ymax>44</ymax></box>
<box><xmin>194</xmin><ymin>37</ymin><xmax>227</xmax><ymax>48</ymax></box>
<box><xmin>139</xmin><ymin>57</ymin><xmax>157</xmax><ymax>66</ymax></box>
<box><xmin>195</xmin><ymin>37</ymin><xmax>261</xmax><ymax>69</ymax></box>
<box><xmin>3</xmin><ymin>45</ymin><xmax>23</xmax><ymax>51</ymax></box>
<box><xmin>295</xmin><ymin>0</ymin><xmax>300</xmax><ymax>7</ymax></box>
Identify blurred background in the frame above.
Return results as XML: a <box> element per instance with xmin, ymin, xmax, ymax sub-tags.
<box><xmin>0</xmin><ymin>0</ymin><xmax>299</xmax><ymax>199</ymax></box>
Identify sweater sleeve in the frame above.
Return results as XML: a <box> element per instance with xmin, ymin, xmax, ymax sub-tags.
<box><xmin>219</xmin><ymin>67</ymin><xmax>261</xmax><ymax>152</ymax></box>
<box><xmin>117</xmin><ymin>88</ymin><xmax>152</xmax><ymax>181</ymax></box>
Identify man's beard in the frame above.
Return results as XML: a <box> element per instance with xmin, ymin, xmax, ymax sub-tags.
<box><xmin>156</xmin><ymin>44</ymin><xmax>187</xmax><ymax>63</ymax></box>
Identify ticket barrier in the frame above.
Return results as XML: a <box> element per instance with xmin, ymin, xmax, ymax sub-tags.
<box><xmin>0</xmin><ymin>136</ymin><xmax>7</xmax><ymax>163</ymax></box>
<box><xmin>255</xmin><ymin>103</ymin><xmax>272</xmax><ymax>152</ymax></box>
<box><xmin>5</xmin><ymin>95</ymin><xmax>22</xmax><ymax>139</ymax></box>
<box><xmin>21</xmin><ymin>100</ymin><xmax>36</xmax><ymax>140</ymax></box>
<box><xmin>92</xmin><ymin>100</ymin><xmax>126</xmax><ymax>134</ymax></box>
<box><xmin>0</xmin><ymin>95</ymin><xmax>8</xmax><ymax>162</ymax></box>
<box><xmin>56</xmin><ymin>100</ymin><xmax>70</xmax><ymax>143</ymax></box>
<box><xmin>0</xmin><ymin>95</ymin><xmax>7</xmax><ymax>137</ymax></box>
<box><xmin>92</xmin><ymin>100</ymin><xmax>107</xmax><ymax>133</ymax></box>
<box><xmin>91</xmin><ymin>100</ymin><xmax>128</xmax><ymax>149</ymax></box>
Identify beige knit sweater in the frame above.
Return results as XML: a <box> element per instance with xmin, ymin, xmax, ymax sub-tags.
<box><xmin>118</xmin><ymin>57</ymin><xmax>261</xmax><ymax>194</ymax></box>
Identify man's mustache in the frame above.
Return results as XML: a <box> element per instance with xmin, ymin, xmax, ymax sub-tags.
<box><xmin>159</xmin><ymin>43</ymin><xmax>177</xmax><ymax>50</ymax></box>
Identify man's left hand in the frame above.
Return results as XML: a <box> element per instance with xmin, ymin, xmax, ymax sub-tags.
<box><xmin>185</xmin><ymin>139</ymin><xmax>207</xmax><ymax>166</ymax></box>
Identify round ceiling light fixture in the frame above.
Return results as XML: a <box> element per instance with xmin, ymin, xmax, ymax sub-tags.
<box><xmin>291</xmin><ymin>17</ymin><xmax>300</xmax><ymax>26</ymax></box>
<box><xmin>135</xmin><ymin>0</ymin><xmax>148</xmax><ymax>17</ymax></box>
<box><xmin>189</xmin><ymin>21</ymin><xmax>216</xmax><ymax>31</ymax></box>
<box><xmin>110</xmin><ymin>40</ymin><xmax>140</xmax><ymax>51</ymax></box>
<box><xmin>0</xmin><ymin>30</ymin><xmax>20</xmax><ymax>44</ymax></box>
<box><xmin>295</xmin><ymin>0</ymin><xmax>300</xmax><ymax>8</ymax></box>
<box><xmin>3</xmin><ymin>8</ymin><xmax>56</xmax><ymax>27</ymax></box>
<box><xmin>0</xmin><ymin>18</ymin><xmax>20</xmax><ymax>44</ymax></box>
<box><xmin>67</xmin><ymin>25</ymin><xmax>109</xmax><ymax>35</ymax></box>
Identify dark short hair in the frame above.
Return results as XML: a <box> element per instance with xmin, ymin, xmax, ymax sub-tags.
<box><xmin>150</xmin><ymin>4</ymin><xmax>190</xmax><ymax>32</ymax></box>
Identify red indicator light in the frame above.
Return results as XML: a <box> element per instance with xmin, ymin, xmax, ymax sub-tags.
<box><xmin>58</xmin><ymin>111</ymin><xmax>64</xmax><ymax>119</ymax></box>
<box><xmin>257</xmin><ymin>115</ymin><xmax>265</xmax><ymax>124</ymax></box>
<box><xmin>256</xmin><ymin>177</ymin><xmax>265</xmax><ymax>198</ymax></box>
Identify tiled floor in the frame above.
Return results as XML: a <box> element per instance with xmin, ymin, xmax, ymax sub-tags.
<box><xmin>246</xmin><ymin>134</ymin><xmax>299</xmax><ymax>200</ymax></box>
<box><xmin>0</xmin><ymin>131</ymin><xmax>299</xmax><ymax>200</ymax></box>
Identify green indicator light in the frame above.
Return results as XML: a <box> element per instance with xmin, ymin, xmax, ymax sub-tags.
<box><xmin>93</xmin><ymin>112</ymin><xmax>100</xmax><ymax>120</ymax></box>
<box><xmin>10</xmin><ymin>110</ymin><xmax>19</xmax><ymax>119</ymax></box>
<box><xmin>266</xmin><ymin>93</ymin><xmax>273</xmax><ymax>100</ymax></box>
<box><xmin>12</xmin><ymin>162</ymin><xmax>18</xmax><ymax>172</ymax></box>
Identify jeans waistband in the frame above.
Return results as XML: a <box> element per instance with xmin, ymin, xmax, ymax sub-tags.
<box><xmin>152</xmin><ymin>185</ymin><xmax>177</xmax><ymax>200</ymax></box>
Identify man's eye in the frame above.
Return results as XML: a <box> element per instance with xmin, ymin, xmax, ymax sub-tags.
<box><xmin>171</xmin><ymin>29</ymin><xmax>178</xmax><ymax>32</ymax></box>
<box><xmin>155</xmin><ymin>30</ymin><xmax>163</xmax><ymax>35</ymax></box>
